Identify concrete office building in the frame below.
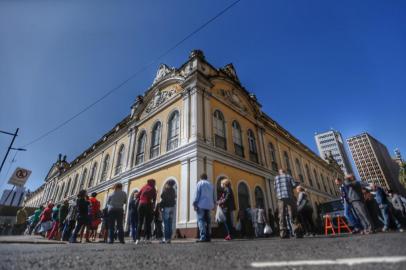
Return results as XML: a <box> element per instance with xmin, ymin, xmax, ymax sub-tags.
<box><xmin>315</xmin><ymin>130</ymin><xmax>353</xmax><ymax>175</ymax></box>
<box><xmin>347</xmin><ymin>132</ymin><xmax>404</xmax><ymax>194</ymax></box>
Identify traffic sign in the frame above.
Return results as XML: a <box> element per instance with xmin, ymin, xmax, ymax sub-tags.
<box><xmin>8</xmin><ymin>167</ymin><xmax>31</xmax><ymax>187</ymax></box>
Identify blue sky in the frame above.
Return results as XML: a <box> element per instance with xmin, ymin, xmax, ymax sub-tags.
<box><xmin>0</xmin><ymin>0</ymin><xmax>405</xmax><ymax>193</ymax></box>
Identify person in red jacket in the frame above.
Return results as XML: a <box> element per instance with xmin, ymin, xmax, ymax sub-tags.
<box><xmin>135</xmin><ymin>179</ymin><xmax>157</xmax><ymax>244</ymax></box>
<box><xmin>85</xmin><ymin>192</ymin><xmax>101</xmax><ymax>242</ymax></box>
<box><xmin>39</xmin><ymin>202</ymin><xmax>54</xmax><ymax>237</ymax></box>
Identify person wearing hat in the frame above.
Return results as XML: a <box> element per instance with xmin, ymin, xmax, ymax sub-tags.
<box><xmin>135</xmin><ymin>179</ymin><xmax>157</xmax><ymax>244</ymax></box>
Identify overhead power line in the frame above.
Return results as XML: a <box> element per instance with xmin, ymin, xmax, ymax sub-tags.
<box><xmin>20</xmin><ymin>0</ymin><xmax>242</xmax><ymax>148</ymax></box>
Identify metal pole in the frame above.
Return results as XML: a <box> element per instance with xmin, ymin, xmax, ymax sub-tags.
<box><xmin>4</xmin><ymin>185</ymin><xmax>16</xmax><ymax>206</ymax></box>
<box><xmin>0</xmin><ymin>128</ymin><xmax>19</xmax><ymax>174</ymax></box>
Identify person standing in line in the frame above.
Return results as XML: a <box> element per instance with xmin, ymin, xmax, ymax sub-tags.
<box><xmin>69</xmin><ymin>190</ymin><xmax>90</xmax><ymax>243</ymax></box>
<box><xmin>371</xmin><ymin>184</ymin><xmax>403</xmax><ymax>232</ymax></box>
<box><xmin>29</xmin><ymin>206</ymin><xmax>43</xmax><ymax>235</ymax></box>
<box><xmin>218</xmin><ymin>178</ymin><xmax>236</xmax><ymax>241</ymax></box>
<box><xmin>335</xmin><ymin>178</ymin><xmax>362</xmax><ymax>233</ymax></box>
<box><xmin>128</xmin><ymin>191</ymin><xmax>139</xmax><ymax>242</ymax></box>
<box><xmin>274</xmin><ymin>169</ymin><xmax>302</xmax><ymax>239</ymax></box>
<box><xmin>15</xmin><ymin>207</ymin><xmax>28</xmax><ymax>235</ymax></box>
<box><xmin>47</xmin><ymin>204</ymin><xmax>61</xmax><ymax>240</ymax></box>
<box><xmin>193</xmin><ymin>173</ymin><xmax>215</xmax><ymax>243</ymax></box>
<box><xmin>254</xmin><ymin>204</ymin><xmax>267</xmax><ymax>238</ymax></box>
<box><xmin>39</xmin><ymin>202</ymin><xmax>54</xmax><ymax>237</ymax></box>
<box><xmin>106</xmin><ymin>183</ymin><xmax>127</xmax><ymax>244</ymax></box>
<box><xmin>389</xmin><ymin>190</ymin><xmax>406</xmax><ymax>223</ymax></box>
<box><xmin>58</xmin><ymin>200</ymin><xmax>69</xmax><ymax>239</ymax></box>
<box><xmin>296</xmin><ymin>186</ymin><xmax>316</xmax><ymax>236</ymax></box>
<box><xmin>98</xmin><ymin>207</ymin><xmax>109</xmax><ymax>243</ymax></box>
<box><xmin>344</xmin><ymin>174</ymin><xmax>374</xmax><ymax>234</ymax></box>
<box><xmin>135</xmin><ymin>179</ymin><xmax>157</xmax><ymax>244</ymax></box>
<box><xmin>62</xmin><ymin>200</ymin><xmax>77</xmax><ymax>241</ymax></box>
<box><xmin>85</xmin><ymin>192</ymin><xmax>101</xmax><ymax>242</ymax></box>
<box><xmin>160</xmin><ymin>180</ymin><xmax>176</xmax><ymax>243</ymax></box>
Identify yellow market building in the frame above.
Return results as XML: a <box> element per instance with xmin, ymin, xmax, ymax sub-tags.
<box><xmin>24</xmin><ymin>50</ymin><xmax>343</xmax><ymax>237</ymax></box>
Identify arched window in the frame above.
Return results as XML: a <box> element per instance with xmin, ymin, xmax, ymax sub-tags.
<box><xmin>313</xmin><ymin>169</ymin><xmax>321</xmax><ymax>190</ymax></box>
<box><xmin>238</xmin><ymin>182</ymin><xmax>251</xmax><ymax>210</ymax></box>
<box><xmin>88</xmin><ymin>162</ymin><xmax>97</xmax><ymax>188</ymax></box>
<box><xmin>295</xmin><ymin>158</ymin><xmax>304</xmax><ymax>182</ymax></box>
<box><xmin>71</xmin><ymin>174</ymin><xmax>79</xmax><ymax>195</ymax></box>
<box><xmin>136</xmin><ymin>132</ymin><xmax>146</xmax><ymax>165</ymax></box>
<box><xmin>167</xmin><ymin>111</ymin><xmax>180</xmax><ymax>151</ymax></box>
<box><xmin>115</xmin><ymin>144</ymin><xmax>125</xmax><ymax>175</ymax></box>
<box><xmin>305</xmin><ymin>165</ymin><xmax>313</xmax><ymax>186</ymax></box>
<box><xmin>254</xmin><ymin>186</ymin><xmax>265</xmax><ymax>208</ymax></box>
<box><xmin>150</xmin><ymin>122</ymin><xmax>161</xmax><ymax>158</ymax></box>
<box><xmin>247</xmin><ymin>129</ymin><xmax>258</xmax><ymax>163</ymax></box>
<box><xmin>213</xmin><ymin>110</ymin><xmax>227</xmax><ymax>150</ymax></box>
<box><xmin>268</xmin><ymin>143</ymin><xmax>278</xmax><ymax>171</ymax></box>
<box><xmin>232</xmin><ymin>121</ymin><xmax>244</xmax><ymax>157</ymax></box>
<box><xmin>101</xmin><ymin>155</ymin><xmax>110</xmax><ymax>182</ymax></box>
<box><xmin>79</xmin><ymin>168</ymin><xmax>88</xmax><ymax>191</ymax></box>
<box><xmin>283</xmin><ymin>151</ymin><xmax>292</xmax><ymax>175</ymax></box>
<box><xmin>65</xmin><ymin>178</ymin><xmax>71</xmax><ymax>197</ymax></box>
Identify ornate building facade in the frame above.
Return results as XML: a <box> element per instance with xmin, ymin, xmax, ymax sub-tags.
<box><xmin>24</xmin><ymin>50</ymin><xmax>342</xmax><ymax>236</ymax></box>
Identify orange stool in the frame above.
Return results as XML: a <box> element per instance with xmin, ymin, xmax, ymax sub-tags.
<box><xmin>337</xmin><ymin>215</ymin><xmax>352</xmax><ymax>234</ymax></box>
<box><xmin>324</xmin><ymin>215</ymin><xmax>335</xmax><ymax>235</ymax></box>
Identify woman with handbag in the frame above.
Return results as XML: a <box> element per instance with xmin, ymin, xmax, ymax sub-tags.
<box><xmin>296</xmin><ymin>186</ymin><xmax>316</xmax><ymax>236</ymax></box>
<box><xmin>217</xmin><ymin>179</ymin><xmax>236</xmax><ymax>241</ymax></box>
<box><xmin>38</xmin><ymin>202</ymin><xmax>53</xmax><ymax>237</ymax></box>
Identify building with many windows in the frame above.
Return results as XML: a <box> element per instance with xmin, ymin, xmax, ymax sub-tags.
<box><xmin>315</xmin><ymin>130</ymin><xmax>353</xmax><ymax>175</ymax></box>
<box><xmin>347</xmin><ymin>132</ymin><xmax>405</xmax><ymax>194</ymax></box>
<box><xmin>24</xmin><ymin>50</ymin><xmax>342</xmax><ymax>236</ymax></box>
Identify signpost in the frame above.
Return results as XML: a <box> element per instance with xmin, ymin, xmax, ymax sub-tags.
<box><xmin>4</xmin><ymin>167</ymin><xmax>31</xmax><ymax>206</ymax></box>
<box><xmin>8</xmin><ymin>167</ymin><xmax>31</xmax><ymax>187</ymax></box>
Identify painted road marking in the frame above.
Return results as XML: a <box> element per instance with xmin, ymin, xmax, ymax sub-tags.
<box><xmin>251</xmin><ymin>256</ymin><xmax>406</xmax><ymax>268</ymax></box>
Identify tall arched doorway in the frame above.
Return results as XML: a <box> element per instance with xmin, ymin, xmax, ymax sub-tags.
<box><xmin>238</xmin><ymin>182</ymin><xmax>251</xmax><ymax>210</ymax></box>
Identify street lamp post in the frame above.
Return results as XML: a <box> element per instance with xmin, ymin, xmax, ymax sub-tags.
<box><xmin>0</xmin><ymin>128</ymin><xmax>27</xmax><ymax>174</ymax></box>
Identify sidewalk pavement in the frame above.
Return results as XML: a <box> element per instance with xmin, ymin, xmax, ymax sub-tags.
<box><xmin>0</xmin><ymin>235</ymin><xmax>199</xmax><ymax>244</ymax></box>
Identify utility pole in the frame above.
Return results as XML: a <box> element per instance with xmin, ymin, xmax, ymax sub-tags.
<box><xmin>0</xmin><ymin>128</ymin><xmax>26</xmax><ymax>174</ymax></box>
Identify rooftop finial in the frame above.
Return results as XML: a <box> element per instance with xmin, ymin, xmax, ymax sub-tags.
<box><xmin>189</xmin><ymin>49</ymin><xmax>205</xmax><ymax>60</ymax></box>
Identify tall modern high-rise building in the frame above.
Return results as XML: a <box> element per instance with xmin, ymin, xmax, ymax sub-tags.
<box><xmin>315</xmin><ymin>130</ymin><xmax>353</xmax><ymax>175</ymax></box>
<box><xmin>347</xmin><ymin>132</ymin><xmax>404</xmax><ymax>194</ymax></box>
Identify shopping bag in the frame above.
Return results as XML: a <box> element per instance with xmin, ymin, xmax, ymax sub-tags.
<box><xmin>235</xmin><ymin>221</ymin><xmax>242</xmax><ymax>231</ymax></box>
<box><xmin>215</xmin><ymin>205</ymin><xmax>226</xmax><ymax>223</ymax></box>
<box><xmin>264</xmin><ymin>224</ymin><xmax>273</xmax><ymax>235</ymax></box>
<box><xmin>39</xmin><ymin>221</ymin><xmax>52</xmax><ymax>233</ymax></box>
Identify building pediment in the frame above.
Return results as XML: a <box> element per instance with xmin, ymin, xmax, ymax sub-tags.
<box><xmin>152</xmin><ymin>64</ymin><xmax>176</xmax><ymax>86</ymax></box>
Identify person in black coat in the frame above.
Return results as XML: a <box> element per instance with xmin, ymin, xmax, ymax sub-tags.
<box><xmin>69</xmin><ymin>190</ymin><xmax>90</xmax><ymax>243</ymax></box>
<box><xmin>128</xmin><ymin>191</ymin><xmax>139</xmax><ymax>242</ymax></box>
<box><xmin>218</xmin><ymin>178</ymin><xmax>235</xmax><ymax>240</ymax></box>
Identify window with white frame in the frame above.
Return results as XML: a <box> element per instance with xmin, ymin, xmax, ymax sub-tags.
<box><xmin>213</xmin><ymin>110</ymin><xmax>227</xmax><ymax>150</ymax></box>
<box><xmin>136</xmin><ymin>132</ymin><xmax>147</xmax><ymax>165</ymax></box>
<box><xmin>150</xmin><ymin>122</ymin><xmax>161</xmax><ymax>158</ymax></box>
<box><xmin>232</xmin><ymin>120</ymin><xmax>243</xmax><ymax>157</ymax></box>
<box><xmin>248</xmin><ymin>129</ymin><xmax>258</xmax><ymax>163</ymax></box>
<box><xmin>167</xmin><ymin>111</ymin><xmax>180</xmax><ymax>151</ymax></box>
<box><xmin>115</xmin><ymin>144</ymin><xmax>125</xmax><ymax>175</ymax></box>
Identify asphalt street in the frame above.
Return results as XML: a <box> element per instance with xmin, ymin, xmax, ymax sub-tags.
<box><xmin>0</xmin><ymin>233</ymin><xmax>405</xmax><ymax>270</ymax></box>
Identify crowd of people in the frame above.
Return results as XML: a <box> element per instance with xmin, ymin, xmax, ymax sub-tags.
<box><xmin>335</xmin><ymin>175</ymin><xmax>405</xmax><ymax>234</ymax></box>
<box><xmin>13</xmin><ymin>170</ymin><xmax>406</xmax><ymax>243</ymax></box>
